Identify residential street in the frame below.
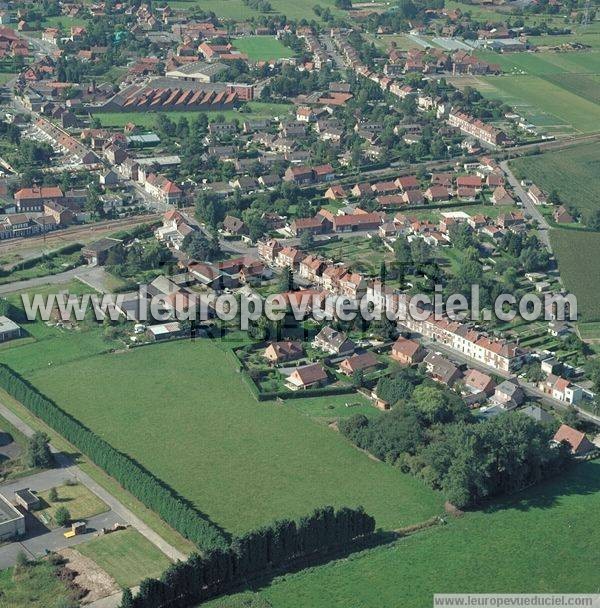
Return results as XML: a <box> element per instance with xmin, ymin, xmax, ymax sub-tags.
<box><xmin>500</xmin><ymin>160</ymin><xmax>552</xmax><ymax>251</ymax></box>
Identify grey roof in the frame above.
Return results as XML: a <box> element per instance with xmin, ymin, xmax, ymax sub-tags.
<box><xmin>0</xmin><ymin>316</ymin><xmax>20</xmax><ymax>333</ymax></box>
<box><xmin>521</xmin><ymin>405</ymin><xmax>554</xmax><ymax>424</ymax></box>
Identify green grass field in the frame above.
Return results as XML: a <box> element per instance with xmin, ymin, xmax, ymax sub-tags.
<box><xmin>209</xmin><ymin>460</ymin><xmax>600</xmax><ymax>608</ymax></box>
<box><xmin>472</xmin><ymin>74</ymin><xmax>600</xmax><ymax>133</ymax></box>
<box><xmin>92</xmin><ymin>102</ymin><xmax>292</xmax><ymax>128</ymax></box>
<box><xmin>510</xmin><ymin>143</ymin><xmax>600</xmax><ymax>216</ymax></box>
<box><xmin>0</xmin><ymin>560</ymin><xmax>77</xmax><ymax>608</ymax></box>
<box><xmin>234</xmin><ymin>36</ymin><xmax>295</xmax><ymax>61</ymax></box>
<box><xmin>166</xmin><ymin>0</ymin><xmax>342</xmax><ymax>20</ymax></box>
<box><xmin>23</xmin><ymin>340</ymin><xmax>443</xmax><ymax>536</ymax></box>
<box><xmin>36</xmin><ymin>483</ymin><xmax>108</xmax><ymax>527</ymax></box>
<box><xmin>76</xmin><ymin>529</ymin><xmax>172</xmax><ymax>588</ymax></box>
<box><xmin>550</xmin><ymin>228</ymin><xmax>600</xmax><ymax>323</ymax></box>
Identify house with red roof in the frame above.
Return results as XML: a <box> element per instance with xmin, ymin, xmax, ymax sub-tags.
<box><xmin>553</xmin><ymin>424</ymin><xmax>595</xmax><ymax>455</ymax></box>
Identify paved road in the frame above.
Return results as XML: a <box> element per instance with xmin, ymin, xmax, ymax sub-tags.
<box><xmin>423</xmin><ymin>340</ymin><xmax>600</xmax><ymax>426</ymax></box>
<box><xmin>0</xmin><ymin>402</ymin><xmax>188</xmax><ymax>563</ymax></box>
<box><xmin>500</xmin><ymin>160</ymin><xmax>552</xmax><ymax>251</ymax></box>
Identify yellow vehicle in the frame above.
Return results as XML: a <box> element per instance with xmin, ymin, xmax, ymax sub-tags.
<box><xmin>63</xmin><ymin>521</ymin><xmax>86</xmax><ymax>538</ymax></box>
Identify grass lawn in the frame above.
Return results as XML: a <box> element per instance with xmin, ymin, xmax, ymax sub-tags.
<box><xmin>24</xmin><ymin>339</ymin><xmax>443</xmax><ymax>536</ymax></box>
<box><xmin>35</xmin><ymin>483</ymin><xmax>109</xmax><ymax>527</ymax></box>
<box><xmin>92</xmin><ymin>102</ymin><xmax>293</xmax><ymax>128</ymax></box>
<box><xmin>234</xmin><ymin>36</ymin><xmax>295</xmax><ymax>61</ymax></box>
<box><xmin>209</xmin><ymin>460</ymin><xmax>600</xmax><ymax>608</ymax></box>
<box><xmin>0</xmin><ymin>560</ymin><xmax>77</xmax><ymax>608</ymax></box>
<box><xmin>510</xmin><ymin>143</ymin><xmax>600</xmax><ymax>216</ymax></box>
<box><xmin>76</xmin><ymin>529</ymin><xmax>172</xmax><ymax>588</ymax></box>
<box><xmin>550</xmin><ymin>228</ymin><xmax>600</xmax><ymax>323</ymax></box>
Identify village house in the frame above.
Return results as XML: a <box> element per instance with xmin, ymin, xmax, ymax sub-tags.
<box><xmin>528</xmin><ymin>185</ymin><xmax>548</xmax><ymax>206</ymax></box>
<box><xmin>222</xmin><ymin>215</ymin><xmax>247</xmax><ymax>237</ymax></box>
<box><xmin>285</xmin><ymin>363</ymin><xmax>328</xmax><ymax>390</ymax></box>
<box><xmin>553</xmin><ymin>205</ymin><xmax>574</xmax><ymax>224</ymax></box>
<box><xmin>276</xmin><ymin>246</ymin><xmax>303</xmax><ymax>270</ymax></box>
<box><xmin>257</xmin><ymin>239</ymin><xmax>282</xmax><ymax>264</ymax></box>
<box><xmin>155</xmin><ymin>210</ymin><xmax>196</xmax><ymax>251</ymax></box>
<box><xmin>14</xmin><ymin>186</ymin><xmax>64</xmax><ymax>212</ymax></box>
<box><xmin>144</xmin><ymin>174</ymin><xmax>182</xmax><ymax>205</ymax></box>
<box><xmin>492</xmin><ymin>379</ymin><xmax>524</xmax><ymax>409</ymax></box>
<box><xmin>312</xmin><ymin>326</ymin><xmax>355</xmax><ymax>356</ymax></box>
<box><xmin>539</xmin><ymin>374</ymin><xmax>583</xmax><ymax>405</ymax></box>
<box><xmin>339</xmin><ymin>352</ymin><xmax>380</xmax><ymax>376</ymax></box>
<box><xmin>391</xmin><ymin>336</ymin><xmax>425</xmax><ymax>366</ymax></box>
<box><xmin>553</xmin><ymin>424</ymin><xmax>595</xmax><ymax>455</ymax></box>
<box><xmin>462</xmin><ymin>368</ymin><xmax>495</xmax><ymax>396</ymax></box>
<box><xmin>298</xmin><ymin>255</ymin><xmax>327</xmax><ymax>283</ymax></box>
<box><xmin>423</xmin><ymin>352</ymin><xmax>462</xmax><ymax>387</ymax></box>
<box><xmin>264</xmin><ymin>341</ymin><xmax>304</xmax><ymax>364</ymax></box>
<box><xmin>491</xmin><ymin>186</ymin><xmax>515</xmax><ymax>206</ymax></box>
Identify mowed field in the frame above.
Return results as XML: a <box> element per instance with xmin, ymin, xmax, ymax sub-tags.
<box><xmin>166</xmin><ymin>0</ymin><xmax>342</xmax><ymax>21</ymax></box>
<box><xmin>233</xmin><ymin>36</ymin><xmax>295</xmax><ymax>61</ymax></box>
<box><xmin>510</xmin><ymin>143</ymin><xmax>600</xmax><ymax>215</ymax></box>
<box><xmin>92</xmin><ymin>101</ymin><xmax>293</xmax><ymax>128</ymax></box>
<box><xmin>208</xmin><ymin>460</ymin><xmax>600</xmax><ymax>608</ymax></box>
<box><xmin>466</xmin><ymin>50</ymin><xmax>600</xmax><ymax>133</ymax></box>
<box><xmin>24</xmin><ymin>340</ymin><xmax>443</xmax><ymax>536</ymax></box>
<box><xmin>550</xmin><ymin>229</ymin><xmax>600</xmax><ymax>326</ymax></box>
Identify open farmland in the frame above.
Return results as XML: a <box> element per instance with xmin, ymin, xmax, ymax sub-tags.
<box><xmin>234</xmin><ymin>36</ymin><xmax>295</xmax><ymax>61</ymax></box>
<box><xmin>459</xmin><ymin>49</ymin><xmax>600</xmax><ymax>133</ymax></box>
<box><xmin>468</xmin><ymin>74</ymin><xmax>600</xmax><ymax>134</ymax></box>
<box><xmin>23</xmin><ymin>339</ymin><xmax>443</xmax><ymax>536</ymax></box>
<box><xmin>209</xmin><ymin>460</ymin><xmax>600</xmax><ymax>608</ymax></box>
<box><xmin>550</xmin><ymin>229</ymin><xmax>600</xmax><ymax>325</ymax></box>
<box><xmin>510</xmin><ymin>143</ymin><xmax>600</xmax><ymax>216</ymax></box>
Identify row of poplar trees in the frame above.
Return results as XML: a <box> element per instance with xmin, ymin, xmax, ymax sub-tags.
<box><xmin>126</xmin><ymin>506</ymin><xmax>376</xmax><ymax>608</ymax></box>
<box><xmin>0</xmin><ymin>364</ymin><xmax>228</xmax><ymax>551</ymax></box>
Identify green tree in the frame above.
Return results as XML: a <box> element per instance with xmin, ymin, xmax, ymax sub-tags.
<box><xmin>54</xmin><ymin>506</ymin><xmax>71</xmax><ymax>527</ymax></box>
<box><xmin>25</xmin><ymin>431</ymin><xmax>54</xmax><ymax>469</ymax></box>
<box><xmin>49</xmin><ymin>487</ymin><xmax>58</xmax><ymax>502</ymax></box>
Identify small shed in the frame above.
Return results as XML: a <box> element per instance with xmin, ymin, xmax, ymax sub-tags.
<box><xmin>14</xmin><ymin>488</ymin><xmax>39</xmax><ymax>511</ymax></box>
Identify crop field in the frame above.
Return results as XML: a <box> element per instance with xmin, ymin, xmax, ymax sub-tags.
<box><xmin>209</xmin><ymin>460</ymin><xmax>600</xmax><ymax>608</ymax></box>
<box><xmin>550</xmin><ymin>229</ymin><xmax>600</xmax><ymax>324</ymax></box>
<box><xmin>510</xmin><ymin>143</ymin><xmax>600</xmax><ymax>216</ymax></box>
<box><xmin>92</xmin><ymin>102</ymin><xmax>293</xmax><ymax>128</ymax></box>
<box><xmin>76</xmin><ymin>529</ymin><xmax>172</xmax><ymax>588</ymax></box>
<box><xmin>461</xmin><ymin>49</ymin><xmax>600</xmax><ymax>133</ymax></box>
<box><xmin>23</xmin><ymin>339</ymin><xmax>443</xmax><ymax>536</ymax></box>
<box><xmin>234</xmin><ymin>36</ymin><xmax>295</xmax><ymax>61</ymax></box>
<box><xmin>470</xmin><ymin>74</ymin><xmax>600</xmax><ymax>133</ymax></box>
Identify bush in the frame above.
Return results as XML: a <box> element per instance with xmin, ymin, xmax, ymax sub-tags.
<box><xmin>54</xmin><ymin>506</ymin><xmax>71</xmax><ymax>527</ymax></box>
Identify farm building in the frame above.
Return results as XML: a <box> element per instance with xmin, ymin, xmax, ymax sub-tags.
<box><xmin>0</xmin><ymin>493</ymin><xmax>25</xmax><ymax>541</ymax></box>
<box><xmin>0</xmin><ymin>316</ymin><xmax>21</xmax><ymax>342</ymax></box>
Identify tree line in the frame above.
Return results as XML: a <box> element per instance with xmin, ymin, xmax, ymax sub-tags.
<box><xmin>122</xmin><ymin>506</ymin><xmax>375</xmax><ymax>608</ymax></box>
<box><xmin>0</xmin><ymin>364</ymin><xmax>228</xmax><ymax>551</ymax></box>
<box><xmin>339</xmin><ymin>369</ymin><xmax>571</xmax><ymax>508</ymax></box>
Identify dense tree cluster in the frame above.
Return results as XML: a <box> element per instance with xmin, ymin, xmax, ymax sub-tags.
<box><xmin>0</xmin><ymin>365</ymin><xmax>228</xmax><ymax>551</ymax></box>
<box><xmin>125</xmin><ymin>506</ymin><xmax>375</xmax><ymax>608</ymax></box>
<box><xmin>25</xmin><ymin>431</ymin><xmax>54</xmax><ymax>469</ymax></box>
<box><xmin>340</xmin><ymin>369</ymin><xmax>569</xmax><ymax>508</ymax></box>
